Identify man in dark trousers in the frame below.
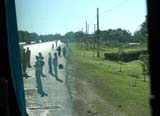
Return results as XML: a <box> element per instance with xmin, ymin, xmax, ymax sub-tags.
<box><xmin>26</xmin><ymin>47</ymin><xmax>32</xmax><ymax>68</ymax></box>
<box><xmin>52</xmin><ymin>43</ymin><xmax>54</xmax><ymax>50</ymax></box>
<box><xmin>22</xmin><ymin>48</ymin><xmax>30</xmax><ymax>78</ymax></box>
<box><xmin>63</xmin><ymin>46</ymin><xmax>67</xmax><ymax>58</ymax></box>
<box><xmin>38</xmin><ymin>52</ymin><xmax>46</xmax><ymax>77</ymax></box>
<box><xmin>53</xmin><ymin>53</ymin><xmax>58</xmax><ymax>78</ymax></box>
<box><xmin>34</xmin><ymin>56</ymin><xmax>47</xmax><ymax>97</ymax></box>
<box><xmin>55</xmin><ymin>40</ymin><xmax>58</xmax><ymax>47</ymax></box>
<box><xmin>57</xmin><ymin>46</ymin><xmax>61</xmax><ymax>57</ymax></box>
<box><xmin>48</xmin><ymin>52</ymin><xmax>52</xmax><ymax>74</ymax></box>
<box><xmin>53</xmin><ymin>53</ymin><xmax>63</xmax><ymax>82</ymax></box>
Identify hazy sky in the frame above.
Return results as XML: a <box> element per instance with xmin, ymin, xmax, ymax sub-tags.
<box><xmin>15</xmin><ymin>0</ymin><xmax>147</xmax><ymax>35</ymax></box>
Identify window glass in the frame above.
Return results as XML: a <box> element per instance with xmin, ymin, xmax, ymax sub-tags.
<box><xmin>15</xmin><ymin>0</ymin><xmax>150</xmax><ymax>115</ymax></box>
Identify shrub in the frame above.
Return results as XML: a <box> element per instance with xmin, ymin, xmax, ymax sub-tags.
<box><xmin>104</xmin><ymin>50</ymin><xmax>147</xmax><ymax>62</ymax></box>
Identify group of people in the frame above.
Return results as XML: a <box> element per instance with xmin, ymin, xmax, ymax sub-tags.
<box><xmin>56</xmin><ymin>46</ymin><xmax>67</xmax><ymax>58</ymax></box>
<box><xmin>51</xmin><ymin>40</ymin><xmax>58</xmax><ymax>50</ymax></box>
<box><xmin>49</xmin><ymin>44</ymin><xmax>67</xmax><ymax>80</ymax></box>
<box><xmin>34</xmin><ymin>44</ymin><xmax>66</xmax><ymax>97</ymax></box>
<box><xmin>52</xmin><ymin>41</ymin><xmax>67</xmax><ymax>58</ymax></box>
<box><xmin>21</xmin><ymin>41</ymin><xmax>67</xmax><ymax>97</ymax></box>
<box><xmin>34</xmin><ymin>52</ymin><xmax>48</xmax><ymax>97</ymax></box>
<box><xmin>48</xmin><ymin>52</ymin><xmax>61</xmax><ymax>81</ymax></box>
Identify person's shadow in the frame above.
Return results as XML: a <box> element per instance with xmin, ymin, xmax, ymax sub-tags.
<box><xmin>40</xmin><ymin>91</ymin><xmax>48</xmax><ymax>97</ymax></box>
<box><xmin>49</xmin><ymin>72</ymin><xmax>63</xmax><ymax>83</ymax></box>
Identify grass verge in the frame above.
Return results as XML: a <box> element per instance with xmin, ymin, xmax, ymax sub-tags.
<box><xmin>68</xmin><ymin>42</ymin><xmax>151</xmax><ymax>116</ymax></box>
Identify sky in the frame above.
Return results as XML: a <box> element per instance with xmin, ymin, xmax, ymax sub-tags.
<box><xmin>15</xmin><ymin>0</ymin><xmax>147</xmax><ymax>35</ymax></box>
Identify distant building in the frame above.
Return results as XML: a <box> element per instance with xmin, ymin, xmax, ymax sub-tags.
<box><xmin>30</xmin><ymin>41</ymin><xmax>36</xmax><ymax>44</ymax></box>
<box><xmin>19</xmin><ymin>42</ymin><xmax>26</xmax><ymax>45</ymax></box>
<box><xmin>124</xmin><ymin>43</ymin><xmax>140</xmax><ymax>48</ymax></box>
<box><xmin>128</xmin><ymin>43</ymin><xmax>140</xmax><ymax>45</ymax></box>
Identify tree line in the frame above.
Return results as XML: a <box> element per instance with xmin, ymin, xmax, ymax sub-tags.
<box><xmin>18</xmin><ymin>31</ymin><xmax>63</xmax><ymax>43</ymax></box>
<box><xmin>19</xmin><ymin>18</ymin><xmax>147</xmax><ymax>47</ymax></box>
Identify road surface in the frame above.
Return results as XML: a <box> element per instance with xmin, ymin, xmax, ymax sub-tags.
<box><xmin>23</xmin><ymin>40</ymin><xmax>73</xmax><ymax>116</ymax></box>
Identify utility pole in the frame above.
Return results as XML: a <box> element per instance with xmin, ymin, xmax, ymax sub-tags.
<box><xmin>97</xmin><ymin>8</ymin><xmax>100</xmax><ymax>58</ymax></box>
<box><xmin>84</xmin><ymin>21</ymin><xmax>88</xmax><ymax>56</ymax></box>
<box><xmin>88</xmin><ymin>24</ymin><xmax>89</xmax><ymax>34</ymax></box>
<box><xmin>86</xmin><ymin>21</ymin><xmax>88</xmax><ymax>34</ymax></box>
<box><xmin>86</xmin><ymin>21</ymin><xmax>89</xmax><ymax>50</ymax></box>
<box><xmin>88</xmin><ymin>24</ymin><xmax>90</xmax><ymax>50</ymax></box>
<box><xmin>93</xmin><ymin>24</ymin><xmax>96</xmax><ymax>57</ymax></box>
<box><xmin>94</xmin><ymin>24</ymin><xmax>96</xmax><ymax>33</ymax></box>
<box><xmin>80</xmin><ymin>27</ymin><xmax>83</xmax><ymax>48</ymax></box>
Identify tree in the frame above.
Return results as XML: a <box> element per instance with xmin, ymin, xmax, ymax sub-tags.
<box><xmin>118</xmin><ymin>47</ymin><xmax>125</xmax><ymax>72</ymax></box>
<box><xmin>54</xmin><ymin>33</ymin><xmax>62</xmax><ymax>40</ymax></box>
<box><xmin>139</xmin><ymin>53</ymin><xmax>149</xmax><ymax>81</ymax></box>
<box><xmin>133</xmin><ymin>16</ymin><xmax>148</xmax><ymax>44</ymax></box>
<box><xmin>30</xmin><ymin>32</ymin><xmax>39</xmax><ymax>42</ymax></box>
<box><xmin>74</xmin><ymin>31</ymin><xmax>85</xmax><ymax>41</ymax></box>
<box><xmin>99</xmin><ymin>29</ymin><xmax>133</xmax><ymax>47</ymax></box>
<box><xmin>74</xmin><ymin>31</ymin><xmax>85</xmax><ymax>48</ymax></box>
<box><xmin>64</xmin><ymin>31</ymin><xmax>75</xmax><ymax>41</ymax></box>
<box><xmin>140</xmin><ymin>16</ymin><xmax>148</xmax><ymax>38</ymax></box>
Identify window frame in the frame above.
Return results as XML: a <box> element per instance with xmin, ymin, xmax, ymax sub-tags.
<box><xmin>0</xmin><ymin>0</ymin><xmax>27</xmax><ymax>115</ymax></box>
<box><xmin>0</xmin><ymin>0</ymin><xmax>160</xmax><ymax>115</ymax></box>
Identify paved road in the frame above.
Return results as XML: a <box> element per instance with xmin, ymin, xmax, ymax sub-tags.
<box><xmin>23</xmin><ymin>40</ymin><xmax>73</xmax><ymax>116</ymax></box>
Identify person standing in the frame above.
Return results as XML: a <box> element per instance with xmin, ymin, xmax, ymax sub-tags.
<box><xmin>55</xmin><ymin>40</ymin><xmax>58</xmax><ymax>47</ymax></box>
<box><xmin>53</xmin><ymin>53</ymin><xmax>63</xmax><ymax>82</ymax></box>
<box><xmin>22</xmin><ymin>48</ymin><xmax>30</xmax><ymax>78</ymax></box>
<box><xmin>48</xmin><ymin>52</ymin><xmax>52</xmax><ymax>74</ymax></box>
<box><xmin>53</xmin><ymin>53</ymin><xmax>58</xmax><ymax>79</ymax></box>
<box><xmin>22</xmin><ymin>48</ymin><xmax>26</xmax><ymax>75</ymax></box>
<box><xmin>34</xmin><ymin>56</ymin><xmax>47</xmax><ymax>97</ymax></box>
<box><xmin>38</xmin><ymin>52</ymin><xmax>46</xmax><ymax>77</ymax></box>
<box><xmin>63</xmin><ymin>46</ymin><xmax>67</xmax><ymax>58</ymax></box>
<box><xmin>26</xmin><ymin>47</ymin><xmax>32</xmax><ymax>68</ymax></box>
<box><xmin>52</xmin><ymin>43</ymin><xmax>54</xmax><ymax>50</ymax></box>
<box><xmin>57</xmin><ymin>46</ymin><xmax>61</xmax><ymax>57</ymax></box>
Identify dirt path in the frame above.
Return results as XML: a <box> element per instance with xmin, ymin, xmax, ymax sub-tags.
<box><xmin>73</xmin><ymin>79</ymin><xmax>127</xmax><ymax>116</ymax></box>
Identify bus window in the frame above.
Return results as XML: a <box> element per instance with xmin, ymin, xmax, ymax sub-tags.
<box><xmin>15</xmin><ymin>0</ymin><xmax>150</xmax><ymax>116</ymax></box>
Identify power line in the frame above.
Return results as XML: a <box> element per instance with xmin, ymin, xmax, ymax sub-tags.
<box><xmin>89</xmin><ymin>15</ymin><xmax>97</xmax><ymax>24</ymax></box>
<box><xmin>88</xmin><ymin>0</ymin><xmax>129</xmax><ymax>25</ymax></box>
<box><xmin>101</xmin><ymin>0</ymin><xmax>129</xmax><ymax>15</ymax></box>
<box><xmin>64</xmin><ymin>0</ymin><xmax>129</xmax><ymax>34</ymax></box>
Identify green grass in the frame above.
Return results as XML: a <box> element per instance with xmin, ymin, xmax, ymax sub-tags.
<box><xmin>68</xmin><ymin>42</ymin><xmax>151</xmax><ymax>116</ymax></box>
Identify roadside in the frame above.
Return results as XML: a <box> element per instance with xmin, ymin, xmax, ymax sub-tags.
<box><xmin>67</xmin><ymin>56</ymin><xmax>127</xmax><ymax>116</ymax></box>
<box><xmin>68</xmin><ymin>42</ymin><xmax>151</xmax><ymax>116</ymax></box>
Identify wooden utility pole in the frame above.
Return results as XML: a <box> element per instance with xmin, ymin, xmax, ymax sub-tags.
<box><xmin>97</xmin><ymin>8</ymin><xmax>100</xmax><ymax>58</ymax></box>
<box><xmin>88</xmin><ymin>24</ymin><xmax>89</xmax><ymax>34</ymax></box>
<box><xmin>86</xmin><ymin>21</ymin><xmax>88</xmax><ymax>34</ymax></box>
<box><xmin>80</xmin><ymin>27</ymin><xmax>83</xmax><ymax>48</ymax></box>
<box><xmin>88</xmin><ymin>24</ymin><xmax>90</xmax><ymax>50</ymax></box>
<box><xmin>94</xmin><ymin>24</ymin><xmax>96</xmax><ymax>33</ymax></box>
<box><xmin>84</xmin><ymin>21</ymin><xmax>88</xmax><ymax>56</ymax></box>
<box><xmin>93</xmin><ymin>24</ymin><xmax>96</xmax><ymax>57</ymax></box>
<box><xmin>86</xmin><ymin>21</ymin><xmax>89</xmax><ymax>50</ymax></box>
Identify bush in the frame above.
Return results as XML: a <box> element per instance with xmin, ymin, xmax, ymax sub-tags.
<box><xmin>104</xmin><ymin>50</ymin><xmax>147</xmax><ymax>62</ymax></box>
